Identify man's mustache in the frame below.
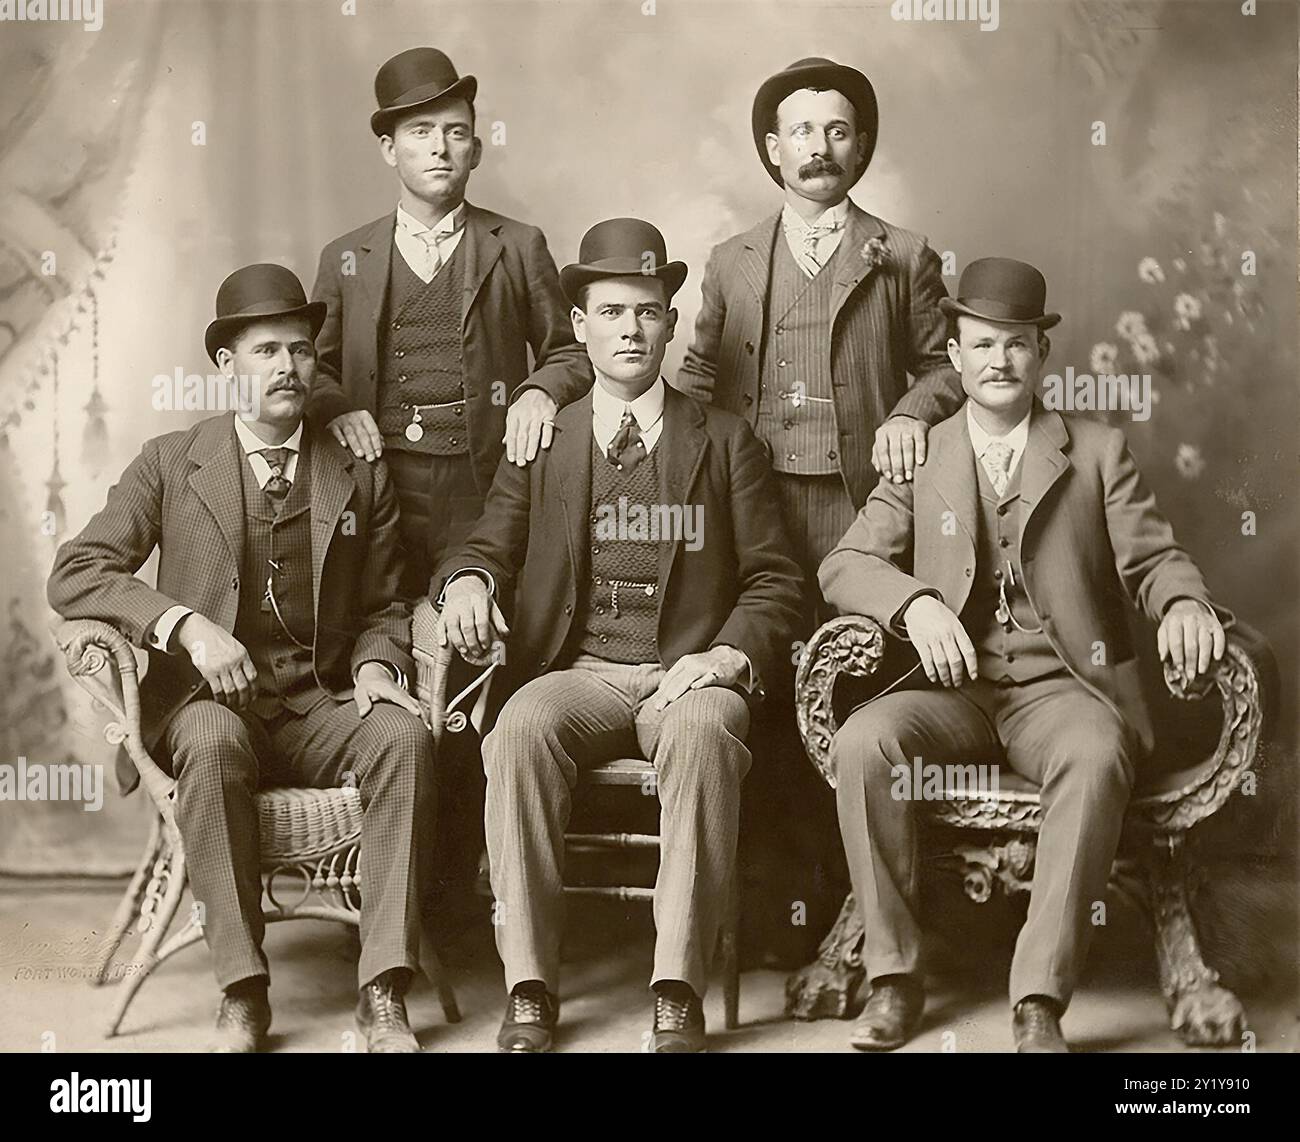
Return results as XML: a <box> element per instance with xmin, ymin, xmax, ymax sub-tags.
<box><xmin>268</xmin><ymin>379</ymin><xmax>305</xmax><ymax>394</ymax></box>
<box><xmin>799</xmin><ymin>156</ymin><xmax>845</xmax><ymax>179</ymax></box>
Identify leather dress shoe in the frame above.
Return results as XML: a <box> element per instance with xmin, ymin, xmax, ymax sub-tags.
<box><xmin>210</xmin><ymin>987</ymin><xmax>271</xmax><ymax>1053</ymax></box>
<box><xmin>652</xmin><ymin>986</ymin><xmax>706</xmax><ymax>1053</ymax></box>
<box><xmin>1013</xmin><ymin>996</ymin><xmax>1069</xmax><ymax>1053</ymax></box>
<box><xmin>356</xmin><ymin>975</ymin><xmax>420</xmax><ymax>1053</ymax></box>
<box><xmin>498</xmin><ymin>984</ymin><xmax>560</xmax><ymax>1053</ymax></box>
<box><xmin>849</xmin><ymin>974</ymin><xmax>924</xmax><ymax>1052</ymax></box>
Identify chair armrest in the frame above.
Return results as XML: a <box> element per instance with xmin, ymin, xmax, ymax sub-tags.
<box><xmin>794</xmin><ymin>615</ymin><xmax>887</xmax><ymax>790</ymax></box>
<box><xmin>411</xmin><ymin>599</ymin><xmax>502</xmax><ymax>746</ymax></box>
<box><xmin>48</xmin><ymin>617</ymin><xmax>177</xmax><ymax>814</ymax></box>
<box><xmin>1144</xmin><ymin>620</ymin><xmax>1276</xmax><ymax>830</ymax></box>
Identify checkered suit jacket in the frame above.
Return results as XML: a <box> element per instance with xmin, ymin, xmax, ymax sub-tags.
<box><xmin>677</xmin><ymin>201</ymin><xmax>965</xmax><ymax>509</ymax></box>
<box><xmin>47</xmin><ymin>413</ymin><xmax>411</xmax><ymax>794</ymax></box>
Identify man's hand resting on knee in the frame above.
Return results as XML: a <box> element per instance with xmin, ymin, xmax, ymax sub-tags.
<box><xmin>650</xmin><ymin>646</ymin><xmax>749</xmax><ymax>711</ymax></box>
<box><xmin>902</xmin><ymin>595</ymin><xmax>978</xmax><ymax>688</ymax></box>
<box><xmin>176</xmin><ymin>612</ymin><xmax>258</xmax><ymax>709</ymax></box>
<box><xmin>353</xmin><ymin>661</ymin><xmax>425</xmax><ymax>724</ymax></box>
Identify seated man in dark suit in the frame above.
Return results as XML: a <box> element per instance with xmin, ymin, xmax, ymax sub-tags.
<box><xmin>820</xmin><ymin>258</ymin><xmax>1229</xmax><ymax>1053</ymax></box>
<box><xmin>48</xmin><ymin>264</ymin><xmax>434</xmax><ymax>1053</ymax></box>
<box><xmin>434</xmin><ymin>219</ymin><xmax>804</xmax><ymax>1052</ymax></box>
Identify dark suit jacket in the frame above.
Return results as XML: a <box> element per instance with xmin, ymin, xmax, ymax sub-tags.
<box><xmin>47</xmin><ymin>414</ymin><xmax>411</xmax><ymax>793</ymax></box>
<box><xmin>434</xmin><ymin>384</ymin><xmax>805</xmax><ymax>700</ymax></box>
<box><xmin>307</xmin><ymin>202</ymin><xmax>593</xmax><ymax>493</ymax></box>
<box><xmin>819</xmin><ymin>403</ymin><xmax>1232</xmax><ymax>753</ymax></box>
<box><xmin>677</xmin><ymin>201</ymin><xmax>964</xmax><ymax>508</ymax></box>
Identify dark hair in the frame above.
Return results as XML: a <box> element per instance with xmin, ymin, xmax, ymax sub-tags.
<box><xmin>575</xmin><ymin>275</ymin><xmax>670</xmax><ymax>312</ymax></box>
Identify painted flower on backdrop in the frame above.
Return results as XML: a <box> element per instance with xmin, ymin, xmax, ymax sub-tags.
<box><xmin>1132</xmin><ymin>334</ymin><xmax>1161</xmax><ymax>367</ymax></box>
<box><xmin>1138</xmin><ymin>257</ymin><xmax>1165</xmax><ymax>284</ymax></box>
<box><xmin>1116</xmin><ymin>310</ymin><xmax>1148</xmax><ymax>342</ymax></box>
<box><xmin>1090</xmin><ymin>342</ymin><xmax>1120</xmax><ymax>374</ymax></box>
<box><xmin>1173</xmin><ymin>292</ymin><xmax>1203</xmax><ymax>331</ymax></box>
<box><xmin>1174</xmin><ymin>443</ymin><xmax>1206</xmax><ymax>481</ymax></box>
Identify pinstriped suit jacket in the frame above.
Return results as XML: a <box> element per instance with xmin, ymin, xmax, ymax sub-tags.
<box><xmin>677</xmin><ymin>201</ymin><xmax>964</xmax><ymax>508</ymax></box>
<box><xmin>818</xmin><ymin>402</ymin><xmax>1232</xmax><ymax>753</ymax></box>
<box><xmin>47</xmin><ymin>413</ymin><xmax>412</xmax><ymax>794</ymax></box>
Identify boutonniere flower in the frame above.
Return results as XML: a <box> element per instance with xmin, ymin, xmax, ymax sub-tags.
<box><xmin>860</xmin><ymin>236</ymin><xmax>888</xmax><ymax>273</ymax></box>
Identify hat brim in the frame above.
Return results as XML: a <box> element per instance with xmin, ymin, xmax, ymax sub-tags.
<box><xmin>559</xmin><ymin>260</ymin><xmax>689</xmax><ymax>308</ymax></box>
<box><xmin>205</xmin><ymin>300</ymin><xmax>328</xmax><ymax>363</ymax></box>
<box><xmin>752</xmin><ymin>63</ymin><xmax>878</xmax><ymax>187</ymax></box>
<box><xmin>939</xmin><ymin>297</ymin><xmax>1061</xmax><ymax>330</ymax></box>
<box><xmin>370</xmin><ymin>75</ymin><xmax>478</xmax><ymax>136</ymax></box>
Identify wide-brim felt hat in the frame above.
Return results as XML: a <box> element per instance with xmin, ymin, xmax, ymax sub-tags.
<box><xmin>559</xmin><ymin>218</ymin><xmax>688</xmax><ymax>307</ymax></box>
<box><xmin>939</xmin><ymin>257</ymin><xmax>1061</xmax><ymax>330</ymax></box>
<box><xmin>204</xmin><ymin>263</ymin><xmax>326</xmax><ymax>363</ymax></box>
<box><xmin>752</xmin><ymin>57</ymin><xmax>878</xmax><ymax>187</ymax></box>
<box><xmin>371</xmin><ymin>47</ymin><xmax>478</xmax><ymax>137</ymax></box>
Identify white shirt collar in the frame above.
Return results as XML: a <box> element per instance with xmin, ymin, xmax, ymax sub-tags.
<box><xmin>966</xmin><ymin>401</ymin><xmax>1032</xmax><ymax>463</ymax></box>
<box><xmin>592</xmin><ymin>373</ymin><xmax>666</xmax><ymax>433</ymax></box>
<box><xmin>781</xmin><ymin>197</ymin><xmax>850</xmax><ymax>234</ymax></box>
<box><xmin>234</xmin><ymin>414</ymin><xmax>303</xmax><ymax>457</ymax></box>
<box><xmin>396</xmin><ymin>200</ymin><xmax>465</xmax><ymax>239</ymax></box>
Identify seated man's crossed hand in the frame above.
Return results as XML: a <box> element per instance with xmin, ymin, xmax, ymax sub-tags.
<box><xmin>902</xmin><ymin>595</ymin><xmax>978</xmax><ymax>688</ymax></box>
<box><xmin>177</xmin><ymin>612</ymin><xmax>259</xmax><ymax>709</ymax></box>
<box><xmin>1158</xmin><ymin>598</ymin><xmax>1226</xmax><ymax>684</ymax></box>
<box><xmin>437</xmin><ymin>575</ymin><xmax>510</xmax><ymax>664</ymax></box>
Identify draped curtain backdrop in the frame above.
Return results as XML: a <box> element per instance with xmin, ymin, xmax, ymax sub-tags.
<box><xmin>1</xmin><ymin>0</ymin><xmax>1295</xmax><ymax>873</ymax></box>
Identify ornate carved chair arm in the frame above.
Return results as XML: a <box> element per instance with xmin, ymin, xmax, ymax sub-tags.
<box><xmin>411</xmin><ymin>599</ymin><xmax>501</xmax><ymax>747</ymax></box>
<box><xmin>48</xmin><ymin>617</ymin><xmax>177</xmax><ymax>814</ymax></box>
<box><xmin>794</xmin><ymin>614</ymin><xmax>888</xmax><ymax>789</ymax></box>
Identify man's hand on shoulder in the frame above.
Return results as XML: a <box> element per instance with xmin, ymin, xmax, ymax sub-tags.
<box><xmin>437</xmin><ymin>575</ymin><xmax>510</xmax><ymax>662</ymax></box>
<box><xmin>328</xmin><ymin>410</ymin><xmax>383</xmax><ymax>462</ymax></box>
<box><xmin>175</xmin><ymin>612</ymin><xmax>258</xmax><ymax>709</ymax></box>
<box><xmin>902</xmin><ymin>595</ymin><xmax>977</xmax><ymax>688</ymax></box>
<box><xmin>504</xmin><ymin>388</ymin><xmax>558</xmax><ymax>466</ymax></box>
<box><xmin>872</xmin><ymin>415</ymin><xmax>929</xmax><ymax>484</ymax></box>
<box><xmin>1158</xmin><ymin>599</ymin><xmax>1226</xmax><ymax>684</ymax></box>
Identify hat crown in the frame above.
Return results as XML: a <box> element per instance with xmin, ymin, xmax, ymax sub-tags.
<box><xmin>955</xmin><ymin>257</ymin><xmax>1048</xmax><ymax>315</ymax></box>
<box><xmin>784</xmin><ymin>56</ymin><xmax>839</xmax><ymax>71</ymax></box>
<box><xmin>578</xmin><ymin>218</ymin><xmax>669</xmax><ymax>269</ymax></box>
<box><xmin>375</xmin><ymin>47</ymin><xmax>460</xmax><ymax>107</ymax></box>
<box><xmin>215</xmin><ymin>263</ymin><xmax>309</xmax><ymax>320</ymax></box>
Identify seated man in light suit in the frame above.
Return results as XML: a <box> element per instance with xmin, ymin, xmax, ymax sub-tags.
<box><xmin>434</xmin><ymin>219</ymin><xmax>804</xmax><ymax>1052</ymax></box>
<box><xmin>820</xmin><ymin>258</ymin><xmax>1229</xmax><ymax>1053</ymax></box>
<box><xmin>48</xmin><ymin>264</ymin><xmax>433</xmax><ymax>1053</ymax></box>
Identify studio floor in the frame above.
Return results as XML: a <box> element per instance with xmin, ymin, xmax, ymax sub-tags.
<box><xmin>0</xmin><ymin>876</ymin><xmax>1295</xmax><ymax>1054</ymax></box>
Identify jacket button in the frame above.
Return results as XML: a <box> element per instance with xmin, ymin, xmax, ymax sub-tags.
<box><xmin>1006</xmin><ymin>653</ymin><xmax>1016</xmax><ymax>663</ymax></box>
<box><xmin>231</xmin><ymin>577</ymin><xmax>239</xmax><ymax>590</ymax></box>
<box><xmin>964</xmin><ymin>568</ymin><xmax>972</xmax><ymax>577</ymax></box>
<box><xmin>777</xmin><ymin>359</ymin><xmax>787</xmax><ymax>368</ymax></box>
<box><xmin>745</xmin><ymin>341</ymin><xmax>754</xmax><ymax>353</ymax></box>
<box><xmin>827</xmin><ymin>450</ymin><xmax>837</xmax><ymax>460</ymax></box>
<box><xmin>997</xmin><ymin>505</ymin><xmax>1008</xmax><ymax>516</ymax></box>
<box><xmin>999</xmin><ymin>537</ymin><xmax>1009</xmax><ymax>548</ymax></box>
<box><xmin>742</xmin><ymin>393</ymin><xmax>753</xmax><ymax>405</ymax></box>
<box><xmin>775</xmin><ymin>325</ymin><xmax>785</xmax><ymax>335</ymax></box>
<box><xmin>564</xmin><ymin>604</ymin><xmax>572</xmax><ymax>615</ymax></box>
<box><xmin>540</xmin><ymin>659</ymin><xmax>548</xmax><ymax>668</ymax></box>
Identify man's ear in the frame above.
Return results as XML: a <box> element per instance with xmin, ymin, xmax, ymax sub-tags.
<box><xmin>665</xmin><ymin>307</ymin><xmax>679</xmax><ymax>343</ymax></box>
<box><xmin>855</xmin><ymin>130</ymin><xmax>869</xmax><ymax>174</ymax></box>
<box><xmin>946</xmin><ymin>336</ymin><xmax>962</xmax><ymax>374</ymax></box>
<box><xmin>571</xmin><ymin>305</ymin><xmax>587</xmax><ymax>344</ymax></box>
<box><xmin>764</xmin><ymin>131</ymin><xmax>782</xmax><ymax>169</ymax></box>
<box><xmin>469</xmin><ymin>135</ymin><xmax>483</xmax><ymax>171</ymax></box>
<box><xmin>378</xmin><ymin>134</ymin><xmax>398</xmax><ymax>169</ymax></box>
<box><xmin>215</xmin><ymin>346</ymin><xmax>235</xmax><ymax>378</ymax></box>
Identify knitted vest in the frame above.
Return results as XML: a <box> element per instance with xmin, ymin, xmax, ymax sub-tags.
<box><xmin>377</xmin><ymin>237</ymin><xmax>468</xmax><ymax>456</ymax></box>
<box><xmin>961</xmin><ymin>457</ymin><xmax>1063</xmax><ymax>683</ymax></box>
<box><xmin>755</xmin><ymin>234</ymin><xmax>841</xmax><ymax>475</ymax></box>
<box><xmin>576</xmin><ymin>438</ymin><xmax>663</xmax><ymax>665</ymax></box>
<box><xmin>233</xmin><ymin>440</ymin><xmax>319</xmax><ymax>717</ymax></box>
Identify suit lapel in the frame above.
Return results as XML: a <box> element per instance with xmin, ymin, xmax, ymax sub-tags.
<box><xmin>656</xmin><ymin>386</ymin><xmax>708</xmax><ymax>589</ymax></box>
<box><xmin>187</xmin><ymin>414</ymin><xmax>245</xmax><ymax>573</ymax></box>
<box><xmin>739</xmin><ymin>212</ymin><xmax>780</xmax><ymax>305</ymax></box>
<box><xmin>306</xmin><ymin>427</ymin><xmax>357</xmax><ymax>626</ymax></box>
<box><xmin>358</xmin><ymin>213</ymin><xmax>394</xmax><ymax>347</ymax></box>
<box><xmin>461</xmin><ymin>203</ymin><xmax>504</xmax><ymax>324</ymax></box>
<box><xmin>928</xmin><ymin>411</ymin><xmax>980</xmax><ymax>552</ymax></box>
<box><xmin>549</xmin><ymin>393</ymin><xmax>595</xmax><ymax>587</ymax></box>
<box><xmin>828</xmin><ymin>202</ymin><xmax>885</xmax><ymax>330</ymax></box>
<box><xmin>1018</xmin><ymin>404</ymin><xmax>1071</xmax><ymax>546</ymax></box>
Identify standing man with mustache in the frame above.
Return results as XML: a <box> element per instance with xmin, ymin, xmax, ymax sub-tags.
<box><xmin>677</xmin><ymin>57</ymin><xmax>966</xmax><ymax>963</ymax></box>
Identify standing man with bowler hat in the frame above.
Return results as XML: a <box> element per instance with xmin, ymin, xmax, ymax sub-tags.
<box><xmin>676</xmin><ymin>56</ymin><xmax>968</xmax><ymax>963</ymax></box>
<box><xmin>821</xmin><ymin>257</ymin><xmax>1229</xmax><ymax>1052</ymax></box>
<box><xmin>435</xmin><ymin>220</ymin><xmax>803</xmax><ymax>1052</ymax></box>
<box><xmin>48</xmin><ymin>264</ymin><xmax>435</xmax><ymax>1053</ymax></box>
<box><xmin>308</xmin><ymin>46</ymin><xmax>592</xmax><ymax>600</ymax></box>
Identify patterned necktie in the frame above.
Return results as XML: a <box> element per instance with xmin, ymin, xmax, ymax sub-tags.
<box><xmin>981</xmin><ymin>441</ymin><xmax>1015</xmax><ymax>497</ymax></box>
<box><xmin>418</xmin><ymin>230</ymin><xmax>443</xmax><ymax>278</ymax></box>
<box><xmin>257</xmin><ymin>448</ymin><xmax>293</xmax><ymax>510</ymax></box>
<box><xmin>799</xmin><ymin>219</ymin><xmax>845</xmax><ymax>276</ymax></box>
<box><xmin>606</xmin><ymin>408</ymin><xmax>646</xmax><ymax>473</ymax></box>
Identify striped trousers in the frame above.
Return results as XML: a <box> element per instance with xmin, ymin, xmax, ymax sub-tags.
<box><xmin>482</xmin><ymin>655</ymin><xmax>751</xmax><ymax>996</ymax></box>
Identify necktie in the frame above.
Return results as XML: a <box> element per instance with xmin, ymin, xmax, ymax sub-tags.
<box><xmin>799</xmin><ymin>219</ymin><xmax>844</xmax><ymax>275</ymax></box>
<box><xmin>257</xmin><ymin>448</ymin><xmax>293</xmax><ymax>510</ymax></box>
<box><xmin>606</xmin><ymin>408</ymin><xmax>646</xmax><ymax>473</ymax></box>
<box><xmin>418</xmin><ymin>230</ymin><xmax>443</xmax><ymax>278</ymax></box>
<box><xmin>981</xmin><ymin>441</ymin><xmax>1014</xmax><ymax>497</ymax></box>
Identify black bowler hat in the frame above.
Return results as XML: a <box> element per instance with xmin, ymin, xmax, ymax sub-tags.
<box><xmin>371</xmin><ymin>47</ymin><xmax>477</xmax><ymax>137</ymax></box>
<box><xmin>204</xmin><ymin>264</ymin><xmax>326</xmax><ymax>363</ymax></box>
<box><xmin>939</xmin><ymin>257</ymin><xmax>1061</xmax><ymax>330</ymax></box>
<box><xmin>559</xmin><ymin>218</ymin><xmax>688</xmax><ymax>307</ymax></box>
<box><xmin>752</xmin><ymin>57</ymin><xmax>879</xmax><ymax>187</ymax></box>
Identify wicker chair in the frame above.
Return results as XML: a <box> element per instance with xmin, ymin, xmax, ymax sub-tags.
<box><xmin>783</xmin><ymin>614</ymin><xmax>1277</xmax><ymax>1046</ymax></box>
<box><xmin>51</xmin><ymin>618</ymin><xmax>460</xmax><ymax>1038</ymax></box>
<box><xmin>411</xmin><ymin>600</ymin><xmax>742</xmax><ymax>1029</ymax></box>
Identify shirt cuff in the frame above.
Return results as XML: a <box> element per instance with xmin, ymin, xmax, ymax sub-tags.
<box><xmin>891</xmin><ymin>589</ymin><xmax>943</xmax><ymax>638</ymax></box>
<box><xmin>1166</xmin><ymin>596</ymin><xmax>1217</xmax><ymax>619</ymax></box>
<box><xmin>148</xmin><ymin>605</ymin><xmax>194</xmax><ymax>652</ymax></box>
<box><xmin>438</xmin><ymin>568</ymin><xmax>496</xmax><ymax>606</ymax></box>
<box><xmin>355</xmin><ymin>660</ymin><xmax>408</xmax><ymax>691</ymax></box>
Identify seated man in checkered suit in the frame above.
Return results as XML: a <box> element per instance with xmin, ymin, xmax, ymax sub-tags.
<box><xmin>48</xmin><ymin>263</ymin><xmax>434</xmax><ymax>1054</ymax></box>
<box><xmin>434</xmin><ymin>220</ymin><xmax>804</xmax><ymax>1052</ymax></box>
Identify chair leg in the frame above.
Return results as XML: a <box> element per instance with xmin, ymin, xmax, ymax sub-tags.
<box><xmin>418</xmin><ymin>927</ymin><xmax>462</xmax><ymax>1025</ymax></box>
<box><xmin>92</xmin><ymin>814</ymin><xmax>163</xmax><ymax>986</ymax></box>
<box><xmin>719</xmin><ymin>872</ymin><xmax>741</xmax><ymax>1030</ymax></box>
<box><xmin>1148</xmin><ymin>833</ymin><xmax>1248</xmax><ymax>1047</ymax></box>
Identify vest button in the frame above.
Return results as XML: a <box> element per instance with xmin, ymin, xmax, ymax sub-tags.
<box><xmin>592</xmin><ymin>545</ymin><xmax>600</xmax><ymax>554</ymax></box>
<box><xmin>395</xmin><ymin>349</ymin><xmax>405</xmax><ymax>359</ymax></box>
<box><xmin>777</xmin><ymin>359</ymin><xmax>787</xmax><ymax>368</ymax></box>
<box><xmin>392</xmin><ymin>321</ymin><xmax>401</xmax><ymax>331</ymax></box>
<box><xmin>994</xmin><ymin>569</ymin><xmax>1003</xmax><ymax>580</ymax></box>
<box><xmin>599</xmin><ymin>635</ymin><xmax>608</xmax><ymax>644</ymax></box>
<box><xmin>448</xmin><ymin>437</ymin><xmax>459</xmax><ymax>447</ymax></box>
<box><xmin>1006</xmin><ymin>653</ymin><xmax>1016</xmax><ymax>663</ymax></box>
<box><xmin>398</xmin><ymin>374</ymin><xmax>408</xmax><ymax>383</ymax></box>
<box><xmin>454</xmin><ymin>406</ymin><xmax>463</xmax><ymax>416</ymax></box>
<box><xmin>783</xmin><ymin>420</ymin><xmax>794</xmax><ymax>430</ymax></box>
<box><xmin>786</xmin><ymin>452</ymin><xmax>797</xmax><ymax>462</ymax></box>
<box><xmin>595</xmin><ymin>606</ymin><xmax>605</xmax><ymax>615</ymax></box>
<box><xmin>999</xmin><ymin>537</ymin><xmax>1010</xmax><ymax>548</ymax></box>
<box><xmin>775</xmin><ymin>325</ymin><xmax>785</xmax><ymax>335</ymax></box>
